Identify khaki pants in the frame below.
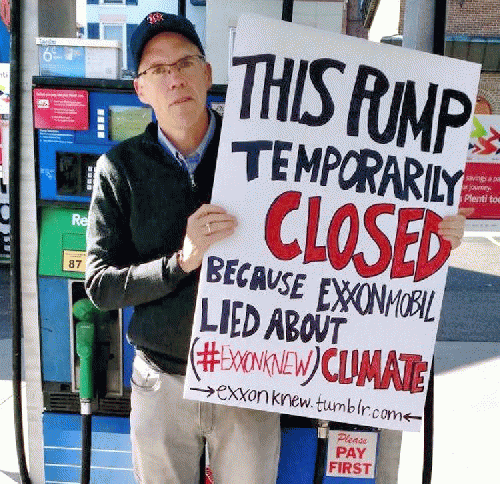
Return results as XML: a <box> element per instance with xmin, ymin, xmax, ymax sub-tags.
<box><xmin>130</xmin><ymin>351</ymin><xmax>281</xmax><ymax>484</ymax></box>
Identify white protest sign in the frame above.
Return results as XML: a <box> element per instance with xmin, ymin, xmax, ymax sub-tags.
<box><xmin>184</xmin><ymin>14</ymin><xmax>481</xmax><ymax>431</ymax></box>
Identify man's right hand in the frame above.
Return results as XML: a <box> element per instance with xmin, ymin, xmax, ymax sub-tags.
<box><xmin>178</xmin><ymin>204</ymin><xmax>238</xmax><ymax>273</ymax></box>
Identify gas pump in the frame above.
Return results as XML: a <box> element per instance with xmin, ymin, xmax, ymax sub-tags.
<box><xmin>31</xmin><ymin>8</ymin><xmax>381</xmax><ymax>484</ymax></box>
<box><xmin>34</xmin><ymin>76</ymin><xmax>148</xmax><ymax>483</ymax></box>
<box><xmin>33</xmin><ymin>75</ymin><xmax>228</xmax><ymax>483</ymax></box>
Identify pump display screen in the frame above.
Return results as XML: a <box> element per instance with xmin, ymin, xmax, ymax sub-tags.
<box><xmin>56</xmin><ymin>152</ymin><xmax>99</xmax><ymax>197</ymax></box>
<box><xmin>108</xmin><ymin>105</ymin><xmax>152</xmax><ymax>142</ymax></box>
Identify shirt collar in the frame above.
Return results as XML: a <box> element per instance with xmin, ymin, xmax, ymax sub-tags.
<box><xmin>157</xmin><ymin>109</ymin><xmax>216</xmax><ymax>163</ymax></box>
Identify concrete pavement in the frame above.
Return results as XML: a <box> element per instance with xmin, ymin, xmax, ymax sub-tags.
<box><xmin>399</xmin><ymin>342</ymin><xmax>500</xmax><ymax>483</ymax></box>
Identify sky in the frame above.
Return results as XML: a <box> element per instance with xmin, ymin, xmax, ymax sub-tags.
<box><xmin>368</xmin><ymin>0</ymin><xmax>401</xmax><ymax>42</ymax></box>
<box><xmin>76</xmin><ymin>0</ymin><xmax>85</xmax><ymax>25</ymax></box>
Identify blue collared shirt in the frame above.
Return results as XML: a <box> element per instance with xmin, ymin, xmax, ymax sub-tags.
<box><xmin>157</xmin><ymin>109</ymin><xmax>216</xmax><ymax>179</ymax></box>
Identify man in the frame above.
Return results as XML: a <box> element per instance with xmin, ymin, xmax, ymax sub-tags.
<box><xmin>86</xmin><ymin>11</ymin><xmax>470</xmax><ymax>484</ymax></box>
<box><xmin>85</xmin><ymin>12</ymin><xmax>280</xmax><ymax>484</ymax></box>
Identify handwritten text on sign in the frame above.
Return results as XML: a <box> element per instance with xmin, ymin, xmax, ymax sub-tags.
<box><xmin>184</xmin><ymin>15</ymin><xmax>481</xmax><ymax>431</ymax></box>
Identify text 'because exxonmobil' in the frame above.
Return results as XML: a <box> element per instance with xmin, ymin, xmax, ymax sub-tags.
<box><xmin>205</xmin><ymin>258</ymin><xmax>438</xmax><ymax>321</ymax></box>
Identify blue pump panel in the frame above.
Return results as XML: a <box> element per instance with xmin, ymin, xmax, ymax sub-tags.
<box><xmin>38</xmin><ymin>135</ymin><xmax>106</xmax><ymax>203</ymax></box>
<box><xmin>37</xmin><ymin>89</ymin><xmax>152</xmax><ymax>203</ymax></box>
<box><xmin>43</xmin><ymin>412</ymin><xmax>134</xmax><ymax>483</ymax></box>
<box><xmin>36</xmin><ymin>82</ymin><xmax>226</xmax><ymax>204</ymax></box>
<box><xmin>39</xmin><ymin>277</ymin><xmax>72</xmax><ymax>383</ymax></box>
<box><xmin>276</xmin><ymin>427</ymin><xmax>317</xmax><ymax>484</ymax></box>
<box><xmin>39</xmin><ymin>276</ymin><xmax>134</xmax><ymax>390</ymax></box>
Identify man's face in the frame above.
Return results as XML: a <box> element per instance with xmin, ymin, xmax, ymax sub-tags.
<box><xmin>134</xmin><ymin>32</ymin><xmax>212</xmax><ymax>135</ymax></box>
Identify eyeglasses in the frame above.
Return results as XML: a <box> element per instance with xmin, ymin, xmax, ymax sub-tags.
<box><xmin>137</xmin><ymin>55</ymin><xmax>206</xmax><ymax>79</ymax></box>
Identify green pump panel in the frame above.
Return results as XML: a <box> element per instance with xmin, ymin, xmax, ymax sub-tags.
<box><xmin>38</xmin><ymin>205</ymin><xmax>89</xmax><ymax>278</ymax></box>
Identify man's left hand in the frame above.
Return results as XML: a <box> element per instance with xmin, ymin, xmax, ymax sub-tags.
<box><xmin>438</xmin><ymin>207</ymin><xmax>474</xmax><ymax>250</ymax></box>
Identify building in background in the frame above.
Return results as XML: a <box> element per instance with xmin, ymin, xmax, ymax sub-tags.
<box><xmin>362</xmin><ymin>0</ymin><xmax>500</xmax><ymax>115</ymax></box>
<box><xmin>85</xmin><ymin>0</ymin><xmax>206</xmax><ymax>76</ymax></box>
<box><xmin>445</xmin><ymin>0</ymin><xmax>500</xmax><ymax>115</ymax></box>
<box><xmin>85</xmin><ymin>0</ymin><xmax>369</xmax><ymax>78</ymax></box>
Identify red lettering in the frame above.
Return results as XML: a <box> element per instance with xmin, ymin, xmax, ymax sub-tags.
<box><xmin>329</xmin><ymin>460</ymin><xmax>373</xmax><ymax>475</ymax></box>
<box><xmin>391</xmin><ymin>208</ymin><xmax>424</xmax><ymax>278</ymax></box>
<box><xmin>399</xmin><ymin>353</ymin><xmax>423</xmax><ymax>391</ymax></box>
<box><xmin>265</xmin><ymin>191</ymin><xmax>302</xmax><ymax>260</ymax></box>
<box><xmin>338</xmin><ymin>349</ymin><xmax>358</xmax><ymax>384</ymax></box>
<box><xmin>356</xmin><ymin>350</ymin><xmax>382</xmax><ymax>388</ymax></box>
<box><xmin>414</xmin><ymin>209</ymin><xmax>451</xmax><ymax>282</ymax></box>
<box><xmin>411</xmin><ymin>361</ymin><xmax>428</xmax><ymax>393</ymax></box>
<box><xmin>304</xmin><ymin>196</ymin><xmax>326</xmax><ymax>263</ymax></box>
<box><xmin>346</xmin><ymin>448</ymin><xmax>357</xmax><ymax>458</ymax></box>
<box><xmin>353</xmin><ymin>203</ymin><xmax>395</xmax><ymax>277</ymax></box>
<box><xmin>321</xmin><ymin>348</ymin><xmax>338</xmax><ymax>382</ymax></box>
<box><xmin>327</xmin><ymin>204</ymin><xmax>359</xmax><ymax>270</ymax></box>
<box><xmin>322</xmin><ymin>348</ymin><xmax>428</xmax><ymax>391</ymax></box>
<box><xmin>356</xmin><ymin>448</ymin><xmax>367</xmax><ymax>459</ymax></box>
<box><xmin>264</xmin><ymin>192</ymin><xmax>448</xmax><ymax>281</ymax></box>
<box><xmin>380</xmin><ymin>350</ymin><xmax>404</xmax><ymax>390</ymax></box>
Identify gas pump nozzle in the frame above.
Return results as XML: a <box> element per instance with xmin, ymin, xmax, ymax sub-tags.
<box><xmin>75</xmin><ymin>320</ymin><xmax>94</xmax><ymax>406</ymax></box>
<box><xmin>73</xmin><ymin>298</ymin><xmax>108</xmax><ymax>484</ymax></box>
<box><xmin>73</xmin><ymin>298</ymin><xmax>103</xmax><ymax>404</ymax></box>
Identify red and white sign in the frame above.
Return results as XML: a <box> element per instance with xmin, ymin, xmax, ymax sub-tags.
<box><xmin>459</xmin><ymin>161</ymin><xmax>500</xmax><ymax>219</ymax></box>
<box><xmin>33</xmin><ymin>88</ymin><xmax>89</xmax><ymax>130</ymax></box>
<box><xmin>459</xmin><ymin>115</ymin><xmax>500</xmax><ymax>224</ymax></box>
<box><xmin>327</xmin><ymin>431</ymin><xmax>378</xmax><ymax>478</ymax></box>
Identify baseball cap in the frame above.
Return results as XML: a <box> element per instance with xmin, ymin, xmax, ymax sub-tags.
<box><xmin>130</xmin><ymin>12</ymin><xmax>205</xmax><ymax>73</ymax></box>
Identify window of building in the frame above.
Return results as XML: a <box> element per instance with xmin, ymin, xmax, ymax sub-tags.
<box><xmin>101</xmin><ymin>23</ymin><xmax>127</xmax><ymax>70</ymax></box>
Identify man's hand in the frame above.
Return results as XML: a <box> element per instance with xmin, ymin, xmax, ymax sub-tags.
<box><xmin>178</xmin><ymin>204</ymin><xmax>238</xmax><ymax>273</ymax></box>
<box><xmin>438</xmin><ymin>207</ymin><xmax>474</xmax><ymax>250</ymax></box>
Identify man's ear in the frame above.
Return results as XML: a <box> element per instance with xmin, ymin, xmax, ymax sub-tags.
<box><xmin>134</xmin><ymin>77</ymin><xmax>146</xmax><ymax>104</ymax></box>
<box><xmin>204</xmin><ymin>62</ymin><xmax>213</xmax><ymax>92</ymax></box>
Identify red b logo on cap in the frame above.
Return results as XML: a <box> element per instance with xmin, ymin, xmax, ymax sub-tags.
<box><xmin>147</xmin><ymin>12</ymin><xmax>163</xmax><ymax>25</ymax></box>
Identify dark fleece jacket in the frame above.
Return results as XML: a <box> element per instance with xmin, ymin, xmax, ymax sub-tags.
<box><xmin>85</xmin><ymin>113</ymin><xmax>221</xmax><ymax>374</ymax></box>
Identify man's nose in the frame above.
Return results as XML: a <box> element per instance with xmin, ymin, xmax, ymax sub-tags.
<box><xmin>165</xmin><ymin>67</ymin><xmax>185</xmax><ymax>87</ymax></box>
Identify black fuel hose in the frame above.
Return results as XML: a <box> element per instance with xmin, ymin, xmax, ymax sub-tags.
<box><xmin>313</xmin><ymin>420</ymin><xmax>329</xmax><ymax>484</ymax></box>
<box><xmin>81</xmin><ymin>412</ymin><xmax>92</xmax><ymax>484</ymax></box>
